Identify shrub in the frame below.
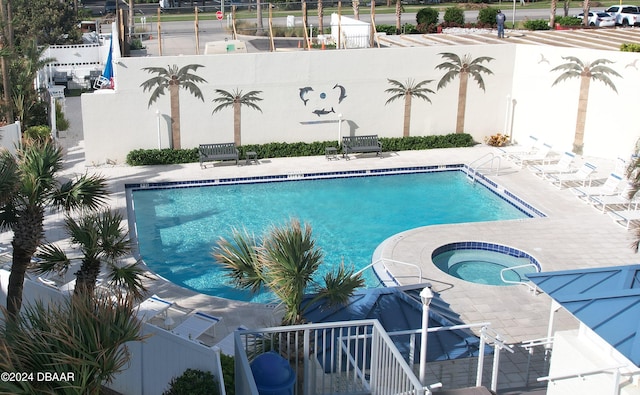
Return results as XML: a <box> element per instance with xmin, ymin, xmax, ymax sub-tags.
<box><xmin>126</xmin><ymin>134</ymin><xmax>477</xmax><ymax>166</ymax></box>
<box><xmin>376</xmin><ymin>24</ymin><xmax>397</xmax><ymax>35</ymax></box>
<box><xmin>55</xmin><ymin>101</ymin><xmax>69</xmax><ymax>132</ymax></box>
<box><xmin>126</xmin><ymin>148</ymin><xmax>199</xmax><ymax>165</ymax></box>
<box><xmin>621</xmin><ymin>42</ymin><xmax>640</xmax><ymax>52</ymax></box>
<box><xmin>477</xmin><ymin>7</ymin><xmax>498</xmax><ymax>26</ymax></box>
<box><xmin>416</xmin><ymin>7</ymin><xmax>439</xmax><ymax>25</ymax></box>
<box><xmin>523</xmin><ymin>19</ymin><xmax>551</xmax><ymax>30</ymax></box>
<box><xmin>443</xmin><ymin>7</ymin><xmax>465</xmax><ymax>25</ymax></box>
<box><xmin>555</xmin><ymin>16</ymin><xmax>582</xmax><ymax>26</ymax></box>
<box><xmin>24</xmin><ymin>125</ymin><xmax>51</xmax><ymax>142</ymax></box>
<box><xmin>220</xmin><ymin>354</ymin><xmax>235</xmax><ymax>395</ymax></box>
<box><xmin>163</xmin><ymin>368</ymin><xmax>219</xmax><ymax>395</ymax></box>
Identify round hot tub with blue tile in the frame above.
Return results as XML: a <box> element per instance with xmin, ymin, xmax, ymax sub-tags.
<box><xmin>431</xmin><ymin>242</ymin><xmax>540</xmax><ymax>286</ymax></box>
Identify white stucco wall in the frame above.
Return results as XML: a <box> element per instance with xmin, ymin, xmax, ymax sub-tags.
<box><xmin>546</xmin><ymin>328</ymin><xmax>640</xmax><ymax>395</ymax></box>
<box><xmin>81</xmin><ymin>43</ymin><xmax>639</xmax><ymax>165</ymax></box>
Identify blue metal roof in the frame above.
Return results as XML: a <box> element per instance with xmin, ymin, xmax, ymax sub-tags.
<box><xmin>527</xmin><ymin>264</ymin><xmax>640</xmax><ymax>367</ymax></box>
<box><xmin>302</xmin><ymin>284</ymin><xmax>485</xmax><ymax>363</ymax></box>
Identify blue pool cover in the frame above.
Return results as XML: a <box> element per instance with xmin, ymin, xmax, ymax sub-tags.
<box><xmin>528</xmin><ymin>264</ymin><xmax>640</xmax><ymax>367</ymax></box>
<box><xmin>301</xmin><ymin>284</ymin><xmax>486</xmax><ymax>368</ymax></box>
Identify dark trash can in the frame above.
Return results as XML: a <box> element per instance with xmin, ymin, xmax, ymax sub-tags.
<box><xmin>250</xmin><ymin>351</ymin><xmax>296</xmax><ymax>395</ymax></box>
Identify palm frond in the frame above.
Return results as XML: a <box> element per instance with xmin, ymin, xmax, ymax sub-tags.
<box><xmin>469</xmin><ymin>56</ymin><xmax>495</xmax><ymax>66</ymax></box>
<box><xmin>437</xmin><ymin>70</ymin><xmax>459</xmax><ymax>90</ymax></box>
<box><xmin>592</xmin><ymin>74</ymin><xmax>619</xmax><ymax>93</ymax></box>
<box><xmin>180</xmin><ymin>81</ymin><xmax>205</xmax><ymax>102</ymax></box>
<box><xmin>551</xmin><ymin>71</ymin><xmax>581</xmax><ymax>86</ymax></box>
<box><xmin>53</xmin><ymin>173</ymin><xmax>109</xmax><ymax>212</ymax></box>
<box><xmin>437</xmin><ymin>52</ymin><xmax>462</xmax><ymax>65</ymax></box>
<box><xmin>105</xmin><ymin>261</ymin><xmax>151</xmax><ymax>302</ymax></box>
<box><xmin>32</xmin><ymin>243</ymin><xmax>71</xmax><ymax>276</ymax></box>
<box><xmin>305</xmin><ymin>262</ymin><xmax>364</xmax><ymax>312</ymax></box>
<box><xmin>0</xmin><ymin>149</ymin><xmax>19</xmax><ymax>207</ymax></box>
<box><xmin>212</xmin><ymin>228</ymin><xmax>264</xmax><ymax>293</ymax></box>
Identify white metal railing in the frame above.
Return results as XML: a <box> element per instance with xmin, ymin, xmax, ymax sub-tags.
<box><xmin>467</xmin><ymin>153</ymin><xmax>501</xmax><ymax>182</ymax></box>
<box><xmin>361</xmin><ymin>258</ymin><xmax>423</xmax><ymax>286</ymax></box>
<box><xmin>537</xmin><ymin>364</ymin><xmax>640</xmax><ymax>395</ymax></box>
<box><xmin>234</xmin><ymin>319</ymin><xmax>426</xmax><ymax>395</ymax></box>
<box><xmin>479</xmin><ymin>326</ymin><xmax>514</xmax><ymax>392</ymax></box>
<box><xmin>500</xmin><ymin>263</ymin><xmax>539</xmax><ymax>293</ymax></box>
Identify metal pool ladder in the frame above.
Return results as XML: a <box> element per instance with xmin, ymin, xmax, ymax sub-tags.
<box><xmin>467</xmin><ymin>152</ymin><xmax>501</xmax><ymax>182</ymax></box>
<box><xmin>500</xmin><ymin>263</ymin><xmax>540</xmax><ymax>293</ymax></box>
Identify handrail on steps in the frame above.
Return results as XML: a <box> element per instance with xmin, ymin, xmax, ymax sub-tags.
<box><xmin>500</xmin><ymin>263</ymin><xmax>539</xmax><ymax>293</ymax></box>
<box><xmin>357</xmin><ymin>258</ymin><xmax>423</xmax><ymax>284</ymax></box>
<box><xmin>468</xmin><ymin>152</ymin><xmax>501</xmax><ymax>182</ymax></box>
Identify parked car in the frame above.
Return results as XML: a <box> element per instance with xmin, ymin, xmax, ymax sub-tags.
<box><xmin>603</xmin><ymin>5</ymin><xmax>640</xmax><ymax>26</ymax></box>
<box><xmin>575</xmin><ymin>11</ymin><xmax>616</xmax><ymax>27</ymax></box>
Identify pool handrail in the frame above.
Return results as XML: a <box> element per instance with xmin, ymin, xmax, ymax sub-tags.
<box><xmin>500</xmin><ymin>263</ymin><xmax>539</xmax><ymax>293</ymax></box>
<box><xmin>359</xmin><ymin>258</ymin><xmax>423</xmax><ymax>286</ymax></box>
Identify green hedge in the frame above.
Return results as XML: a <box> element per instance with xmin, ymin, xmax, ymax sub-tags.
<box><xmin>555</xmin><ymin>16</ymin><xmax>582</xmax><ymax>26</ymax></box>
<box><xmin>621</xmin><ymin>42</ymin><xmax>640</xmax><ymax>52</ymax></box>
<box><xmin>126</xmin><ymin>134</ymin><xmax>477</xmax><ymax>166</ymax></box>
<box><xmin>523</xmin><ymin>19</ymin><xmax>551</xmax><ymax>31</ymax></box>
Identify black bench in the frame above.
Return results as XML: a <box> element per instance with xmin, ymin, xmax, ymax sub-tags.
<box><xmin>199</xmin><ymin>143</ymin><xmax>239</xmax><ymax>168</ymax></box>
<box><xmin>342</xmin><ymin>135</ymin><xmax>382</xmax><ymax>158</ymax></box>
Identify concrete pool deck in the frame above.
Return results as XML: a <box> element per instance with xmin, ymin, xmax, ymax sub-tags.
<box><xmin>2</xmin><ymin>97</ymin><xmax>639</xmax><ymax>392</ymax></box>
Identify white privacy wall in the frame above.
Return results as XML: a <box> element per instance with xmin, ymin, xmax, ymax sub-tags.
<box><xmin>81</xmin><ymin>43</ymin><xmax>639</xmax><ymax>165</ymax></box>
<box><xmin>510</xmin><ymin>44</ymin><xmax>640</xmax><ymax>159</ymax></box>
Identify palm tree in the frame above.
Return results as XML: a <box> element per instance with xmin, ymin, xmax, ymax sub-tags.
<box><xmin>317</xmin><ymin>0</ymin><xmax>324</xmax><ymax>34</ymax></box>
<box><xmin>10</xmin><ymin>39</ymin><xmax>55</xmax><ymax>129</ymax></box>
<box><xmin>0</xmin><ymin>296</ymin><xmax>144</xmax><ymax>394</ymax></box>
<box><xmin>140</xmin><ymin>64</ymin><xmax>207</xmax><ymax>150</ymax></box>
<box><xmin>33</xmin><ymin>210</ymin><xmax>149</xmax><ymax>300</ymax></box>
<box><xmin>436</xmin><ymin>52</ymin><xmax>494</xmax><ymax>134</ymax></box>
<box><xmin>551</xmin><ymin>57</ymin><xmax>620</xmax><ymax>155</ymax></box>
<box><xmin>211</xmin><ymin>88</ymin><xmax>263</xmax><ymax>147</ymax></box>
<box><xmin>0</xmin><ymin>140</ymin><xmax>109</xmax><ymax>317</ymax></box>
<box><xmin>550</xmin><ymin>0</ymin><xmax>558</xmax><ymax>29</ymax></box>
<box><xmin>212</xmin><ymin>219</ymin><xmax>364</xmax><ymax>325</ymax></box>
<box><xmin>385</xmin><ymin>78</ymin><xmax>435</xmax><ymax>137</ymax></box>
<box><xmin>353</xmin><ymin>0</ymin><xmax>360</xmax><ymax>20</ymax></box>
<box><xmin>395</xmin><ymin>0</ymin><xmax>402</xmax><ymax>34</ymax></box>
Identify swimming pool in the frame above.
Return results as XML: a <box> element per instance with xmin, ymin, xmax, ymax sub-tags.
<box><xmin>127</xmin><ymin>167</ymin><xmax>538</xmax><ymax>303</ymax></box>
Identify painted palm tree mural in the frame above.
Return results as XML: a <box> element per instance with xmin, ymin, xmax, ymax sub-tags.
<box><xmin>436</xmin><ymin>53</ymin><xmax>494</xmax><ymax>134</ymax></box>
<box><xmin>384</xmin><ymin>78</ymin><xmax>435</xmax><ymax>137</ymax></box>
<box><xmin>551</xmin><ymin>57</ymin><xmax>620</xmax><ymax>154</ymax></box>
<box><xmin>140</xmin><ymin>64</ymin><xmax>206</xmax><ymax>150</ymax></box>
<box><xmin>212</xmin><ymin>89</ymin><xmax>263</xmax><ymax>147</ymax></box>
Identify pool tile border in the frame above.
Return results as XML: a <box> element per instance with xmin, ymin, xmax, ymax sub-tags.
<box><xmin>125</xmin><ymin>165</ymin><xmax>546</xmax><ymax>220</ymax></box>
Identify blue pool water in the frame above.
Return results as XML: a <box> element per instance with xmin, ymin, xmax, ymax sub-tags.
<box><xmin>431</xmin><ymin>243</ymin><xmax>540</xmax><ymax>286</ymax></box>
<box><xmin>131</xmin><ymin>170</ymin><xmax>531</xmax><ymax>303</ymax></box>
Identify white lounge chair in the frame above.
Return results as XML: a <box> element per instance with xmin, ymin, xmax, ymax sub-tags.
<box><xmin>608</xmin><ymin>209</ymin><xmax>640</xmax><ymax>229</ymax></box>
<box><xmin>136</xmin><ymin>295</ymin><xmax>172</xmax><ymax>322</ymax></box>
<box><xmin>589</xmin><ymin>184</ymin><xmax>638</xmax><ymax>213</ymax></box>
<box><xmin>528</xmin><ymin>151</ymin><xmax>576</xmax><ymax>177</ymax></box>
<box><xmin>36</xmin><ymin>276</ymin><xmax>75</xmax><ymax>295</ymax></box>
<box><xmin>571</xmin><ymin>173</ymin><xmax>624</xmax><ymax>202</ymax></box>
<box><xmin>546</xmin><ymin>162</ymin><xmax>597</xmax><ymax>189</ymax></box>
<box><xmin>495</xmin><ymin>135</ymin><xmax>540</xmax><ymax>157</ymax></box>
<box><xmin>214</xmin><ymin>325</ymin><xmax>248</xmax><ymax>356</ymax></box>
<box><xmin>509</xmin><ymin>143</ymin><xmax>553</xmax><ymax>168</ymax></box>
<box><xmin>173</xmin><ymin>311</ymin><xmax>221</xmax><ymax>341</ymax></box>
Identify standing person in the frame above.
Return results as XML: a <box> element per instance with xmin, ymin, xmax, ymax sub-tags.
<box><xmin>496</xmin><ymin>10</ymin><xmax>506</xmax><ymax>38</ymax></box>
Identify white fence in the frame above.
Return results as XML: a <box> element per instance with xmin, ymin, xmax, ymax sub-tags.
<box><xmin>108</xmin><ymin>323</ymin><xmax>225</xmax><ymax>395</ymax></box>
<box><xmin>234</xmin><ymin>319</ymin><xmax>426</xmax><ymax>395</ymax></box>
